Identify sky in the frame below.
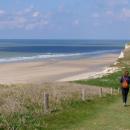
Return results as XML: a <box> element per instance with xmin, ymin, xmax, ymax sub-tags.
<box><xmin>0</xmin><ymin>0</ymin><xmax>130</xmax><ymax>39</ymax></box>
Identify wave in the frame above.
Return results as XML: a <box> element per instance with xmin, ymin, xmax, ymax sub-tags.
<box><xmin>0</xmin><ymin>49</ymin><xmax>120</xmax><ymax>63</ymax></box>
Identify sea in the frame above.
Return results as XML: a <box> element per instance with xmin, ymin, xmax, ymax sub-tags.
<box><xmin>0</xmin><ymin>39</ymin><xmax>128</xmax><ymax>63</ymax></box>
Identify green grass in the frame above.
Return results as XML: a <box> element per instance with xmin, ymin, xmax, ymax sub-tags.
<box><xmin>1</xmin><ymin>95</ymin><xmax>130</xmax><ymax>130</ymax></box>
<box><xmin>75</xmin><ymin>71</ymin><xmax>123</xmax><ymax>89</ymax></box>
<box><xmin>128</xmin><ymin>42</ymin><xmax>130</xmax><ymax>45</ymax></box>
<box><xmin>0</xmin><ymin>95</ymin><xmax>118</xmax><ymax>130</ymax></box>
<box><xmin>75</xmin><ymin>57</ymin><xmax>130</xmax><ymax>88</ymax></box>
<box><xmin>75</xmin><ymin>53</ymin><xmax>130</xmax><ymax>89</ymax></box>
<box><xmin>68</xmin><ymin>95</ymin><xmax>130</xmax><ymax>130</ymax></box>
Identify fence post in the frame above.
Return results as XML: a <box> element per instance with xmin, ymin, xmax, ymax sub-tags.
<box><xmin>43</xmin><ymin>92</ymin><xmax>49</xmax><ymax>114</ymax></box>
<box><xmin>111</xmin><ymin>88</ymin><xmax>113</xmax><ymax>95</ymax></box>
<box><xmin>99</xmin><ymin>88</ymin><xmax>103</xmax><ymax>97</ymax></box>
<box><xmin>118</xmin><ymin>88</ymin><xmax>120</xmax><ymax>94</ymax></box>
<box><xmin>81</xmin><ymin>89</ymin><xmax>85</xmax><ymax>101</ymax></box>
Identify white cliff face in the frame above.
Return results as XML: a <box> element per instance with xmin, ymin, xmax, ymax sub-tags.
<box><xmin>125</xmin><ymin>44</ymin><xmax>128</xmax><ymax>49</ymax></box>
<box><xmin>125</xmin><ymin>43</ymin><xmax>130</xmax><ymax>49</ymax></box>
<box><xmin>118</xmin><ymin>51</ymin><xmax>124</xmax><ymax>59</ymax></box>
<box><xmin>118</xmin><ymin>43</ymin><xmax>130</xmax><ymax>59</ymax></box>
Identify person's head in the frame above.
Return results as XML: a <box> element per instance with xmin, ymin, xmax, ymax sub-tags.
<box><xmin>124</xmin><ymin>70</ymin><xmax>129</xmax><ymax>76</ymax></box>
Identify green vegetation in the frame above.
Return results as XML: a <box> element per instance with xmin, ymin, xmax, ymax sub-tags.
<box><xmin>68</xmin><ymin>95</ymin><xmax>130</xmax><ymax>130</ymax></box>
<box><xmin>75</xmin><ymin>46</ymin><xmax>130</xmax><ymax>89</ymax></box>
<box><xmin>0</xmin><ymin>83</ymin><xmax>113</xmax><ymax>130</ymax></box>
<box><xmin>128</xmin><ymin>42</ymin><xmax>130</xmax><ymax>45</ymax></box>
<box><xmin>0</xmin><ymin>95</ymin><xmax>119</xmax><ymax>130</ymax></box>
<box><xmin>1</xmin><ymin>94</ymin><xmax>130</xmax><ymax>130</ymax></box>
<box><xmin>75</xmin><ymin>71</ymin><xmax>123</xmax><ymax>89</ymax></box>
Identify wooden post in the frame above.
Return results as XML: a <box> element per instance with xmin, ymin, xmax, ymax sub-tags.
<box><xmin>99</xmin><ymin>88</ymin><xmax>103</xmax><ymax>97</ymax></box>
<box><xmin>43</xmin><ymin>92</ymin><xmax>49</xmax><ymax>114</ymax></box>
<box><xmin>111</xmin><ymin>88</ymin><xmax>113</xmax><ymax>95</ymax></box>
<box><xmin>81</xmin><ymin>89</ymin><xmax>85</xmax><ymax>101</ymax></box>
<box><xmin>118</xmin><ymin>88</ymin><xmax>120</xmax><ymax>94</ymax></box>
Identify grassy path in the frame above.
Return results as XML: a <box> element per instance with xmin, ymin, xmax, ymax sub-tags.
<box><xmin>1</xmin><ymin>94</ymin><xmax>130</xmax><ymax>130</ymax></box>
<box><xmin>42</xmin><ymin>94</ymin><xmax>130</xmax><ymax>130</ymax></box>
<box><xmin>67</xmin><ymin>95</ymin><xmax>130</xmax><ymax>130</ymax></box>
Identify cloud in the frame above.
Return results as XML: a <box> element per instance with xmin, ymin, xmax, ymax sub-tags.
<box><xmin>73</xmin><ymin>19</ymin><xmax>79</xmax><ymax>25</ymax></box>
<box><xmin>0</xmin><ymin>4</ymin><xmax>73</xmax><ymax>31</ymax></box>
<box><xmin>106</xmin><ymin>11</ymin><xmax>114</xmax><ymax>16</ymax></box>
<box><xmin>58</xmin><ymin>4</ymin><xmax>65</xmax><ymax>12</ymax></box>
<box><xmin>120</xmin><ymin>8</ymin><xmax>130</xmax><ymax>19</ymax></box>
<box><xmin>92</xmin><ymin>0</ymin><xmax>130</xmax><ymax>17</ymax></box>
<box><xmin>25</xmin><ymin>20</ymin><xmax>49</xmax><ymax>30</ymax></box>
<box><xmin>106</xmin><ymin>0</ymin><xmax>129</xmax><ymax>7</ymax></box>
<box><xmin>0</xmin><ymin>10</ymin><xmax>5</xmax><ymax>16</ymax></box>
<box><xmin>32</xmin><ymin>11</ymin><xmax>40</xmax><ymax>17</ymax></box>
<box><xmin>24</xmin><ymin>5</ymin><xmax>34</xmax><ymax>14</ymax></box>
<box><xmin>92</xmin><ymin>13</ymin><xmax>100</xmax><ymax>18</ymax></box>
<box><xmin>0</xmin><ymin>7</ymin><xmax>50</xmax><ymax>30</ymax></box>
<box><xmin>0</xmin><ymin>16</ymin><xmax>26</xmax><ymax>29</ymax></box>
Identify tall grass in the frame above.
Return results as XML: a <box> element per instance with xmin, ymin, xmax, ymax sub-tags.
<box><xmin>0</xmin><ymin>95</ymin><xmax>116</xmax><ymax>130</ymax></box>
<box><xmin>0</xmin><ymin>83</ymin><xmax>114</xmax><ymax>130</ymax></box>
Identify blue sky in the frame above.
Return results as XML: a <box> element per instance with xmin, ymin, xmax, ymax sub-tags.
<box><xmin>0</xmin><ymin>0</ymin><xmax>130</xmax><ymax>39</ymax></box>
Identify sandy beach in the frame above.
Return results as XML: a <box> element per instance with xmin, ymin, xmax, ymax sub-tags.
<box><xmin>0</xmin><ymin>54</ymin><xmax>119</xmax><ymax>84</ymax></box>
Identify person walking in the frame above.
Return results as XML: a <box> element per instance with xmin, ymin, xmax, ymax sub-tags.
<box><xmin>120</xmin><ymin>70</ymin><xmax>130</xmax><ymax>106</ymax></box>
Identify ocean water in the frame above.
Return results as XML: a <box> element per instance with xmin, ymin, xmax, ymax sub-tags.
<box><xmin>0</xmin><ymin>39</ymin><xmax>127</xmax><ymax>63</ymax></box>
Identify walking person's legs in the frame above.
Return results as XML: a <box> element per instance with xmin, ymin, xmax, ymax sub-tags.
<box><xmin>122</xmin><ymin>88</ymin><xmax>126</xmax><ymax>105</ymax></box>
<box><xmin>124</xmin><ymin>89</ymin><xmax>129</xmax><ymax>105</ymax></box>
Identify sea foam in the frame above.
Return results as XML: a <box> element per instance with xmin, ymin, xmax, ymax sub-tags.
<box><xmin>0</xmin><ymin>49</ymin><xmax>120</xmax><ymax>63</ymax></box>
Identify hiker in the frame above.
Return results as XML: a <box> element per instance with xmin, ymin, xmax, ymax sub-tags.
<box><xmin>120</xmin><ymin>70</ymin><xmax>130</xmax><ymax>106</ymax></box>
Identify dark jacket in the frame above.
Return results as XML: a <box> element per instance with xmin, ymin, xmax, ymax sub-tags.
<box><xmin>120</xmin><ymin>76</ymin><xmax>130</xmax><ymax>86</ymax></box>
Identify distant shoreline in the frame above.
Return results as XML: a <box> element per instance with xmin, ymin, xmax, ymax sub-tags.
<box><xmin>0</xmin><ymin>39</ymin><xmax>124</xmax><ymax>64</ymax></box>
<box><xmin>0</xmin><ymin>50</ymin><xmax>121</xmax><ymax>64</ymax></box>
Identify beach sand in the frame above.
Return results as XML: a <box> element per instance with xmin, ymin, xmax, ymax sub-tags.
<box><xmin>0</xmin><ymin>54</ymin><xmax>118</xmax><ymax>84</ymax></box>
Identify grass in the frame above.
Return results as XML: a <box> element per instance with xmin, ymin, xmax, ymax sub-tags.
<box><xmin>43</xmin><ymin>95</ymin><xmax>117</xmax><ymax>130</ymax></box>
<box><xmin>128</xmin><ymin>42</ymin><xmax>130</xmax><ymax>45</ymax></box>
<box><xmin>75</xmin><ymin>71</ymin><xmax>123</xmax><ymax>89</ymax></box>
<box><xmin>0</xmin><ymin>95</ymin><xmax>118</xmax><ymax>130</ymax></box>
<box><xmin>1</xmin><ymin>44</ymin><xmax>130</xmax><ymax>130</ymax></box>
<box><xmin>69</xmin><ymin>94</ymin><xmax>130</xmax><ymax>130</ymax></box>
<box><xmin>0</xmin><ymin>83</ymin><xmax>112</xmax><ymax>130</ymax></box>
<box><xmin>75</xmin><ymin>56</ymin><xmax>130</xmax><ymax>89</ymax></box>
<box><xmin>1</xmin><ymin>94</ymin><xmax>130</xmax><ymax>130</ymax></box>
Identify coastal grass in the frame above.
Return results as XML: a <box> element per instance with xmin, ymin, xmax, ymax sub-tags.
<box><xmin>1</xmin><ymin>94</ymin><xmax>130</xmax><ymax>130</ymax></box>
<box><xmin>75</xmin><ymin>71</ymin><xmax>123</xmax><ymax>89</ymax></box>
<box><xmin>75</xmin><ymin>56</ymin><xmax>130</xmax><ymax>89</ymax></box>
<box><xmin>68</xmin><ymin>94</ymin><xmax>130</xmax><ymax>130</ymax></box>
<box><xmin>128</xmin><ymin>42</ymin><xmax>130</xmax><ymax>45</ymax></box>
<box><xmin>0</xmin><ymin>95</ymin><xmax>118</xmax><ymax>130</ymax></box>
<box><xmin>0</xmin><ymin>83</ymin><xmax>112</xmax><ymax>130</ymax></box>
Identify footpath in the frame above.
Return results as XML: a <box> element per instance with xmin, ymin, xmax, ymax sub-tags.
<box><xmin>68</xmin><ymin>95</ymin><xmax>130</xmax><ymax>130</ymax></box>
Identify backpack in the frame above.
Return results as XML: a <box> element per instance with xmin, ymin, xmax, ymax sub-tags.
<box><xmin>122</xmin><ymin>77</ymin><xmax>129</xmax><ymax>88</ymax></box>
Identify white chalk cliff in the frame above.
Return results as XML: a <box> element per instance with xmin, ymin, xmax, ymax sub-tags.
<box><xmin>118</xmin><ymin>43</ymin><xmax>130</xmax><ymax>59</ymax></box>
<box><xmin>118</xmin><ymin>51</ymin><xmax>124</xmax><ymax>59</ymax></box>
